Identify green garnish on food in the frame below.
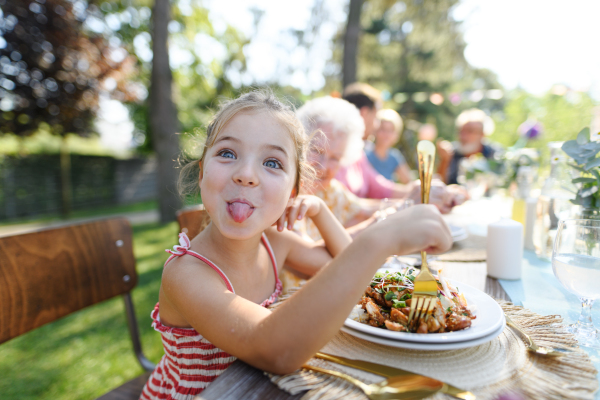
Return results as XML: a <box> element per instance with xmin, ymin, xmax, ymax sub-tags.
<box><xmin>392</xmin><ymin>300</ymin><xmax>406</xmax><ymax>308</ymax></box>
<box><xmin>384</xmin><ymin>291</ymin><xmax>397</xmax><ymax>301</ymax></box>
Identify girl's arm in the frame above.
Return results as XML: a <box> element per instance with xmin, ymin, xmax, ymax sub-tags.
<box><xmin>395</xmin><ymin>163</ymin><xmax>412</xmax><ymax>184</ymax></box>
<box><xmin>162</xmin><ymin>204</ymin><xmax>452</xmax><ymax>375</ymax></box>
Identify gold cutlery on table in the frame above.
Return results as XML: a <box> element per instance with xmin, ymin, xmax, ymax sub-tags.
<box><xmin>505</xmin><ymin>314</ymin><xmax>573</xmax><ymax>356</ymax></box>
<box><xmin>315</xmin><ymin>352</ymin><xmax>475</xmax><ymax>400</ymax></box>
<box><xmin>408</xmin><ymin>140</ymin><xmax>438</xmax><ymax>327</ymax></box>
<box><xmin>302</xmin><ymin>363</ymin><xmax>443</xmax><ymax>400</ymax></box>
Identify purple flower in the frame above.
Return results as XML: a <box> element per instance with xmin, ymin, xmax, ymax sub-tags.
<box><xmin>518</xmin><ymin>119</ymin><xmax>543</xmax><ymax>139</ymax></box>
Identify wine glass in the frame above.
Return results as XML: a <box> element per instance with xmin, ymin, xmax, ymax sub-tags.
<box><xmin>552</xmin><ymin>218</ymin><xmax>600</xmax><ymax>348</ymax></box>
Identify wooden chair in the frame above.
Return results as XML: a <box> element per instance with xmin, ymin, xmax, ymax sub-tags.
<box><xmin>0</xmin><ymin>218</ymin><xmax>155</xmax><ymax>400</ymax></box>
<box><xmin>176</xmin><ymin>204</ymin><xmax>208</xmax><ymax>240</ymax></box>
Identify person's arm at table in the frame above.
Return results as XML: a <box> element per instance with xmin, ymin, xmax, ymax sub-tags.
<box><xmin>395</xmin><ymin>163</ymin><xmax>412</xmax><ymax>184</ymax></box>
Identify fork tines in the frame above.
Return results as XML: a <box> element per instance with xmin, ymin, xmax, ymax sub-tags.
<box><xmin>407</xmin><ymin>267</ymin><xmax>438</xmax><ymax>328</ymax></box>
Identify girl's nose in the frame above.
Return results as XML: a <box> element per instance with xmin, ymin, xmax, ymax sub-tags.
<box><xmin>232</xmin><ymin>161</ymin><xmax>259</xmax><ymax>186</ymax></box>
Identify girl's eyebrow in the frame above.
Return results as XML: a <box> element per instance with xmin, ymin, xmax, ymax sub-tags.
<box><xmin>266</xmin><ymin>144</ymin><xmax>289</xmax><ymax>159</ymax></box>
<box><xmin>214</xmin><ymin>135</ymin><xmax>239</xmax><ymax>145</ymax></box>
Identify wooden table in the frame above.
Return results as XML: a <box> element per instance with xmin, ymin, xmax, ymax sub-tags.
<box><xmin>196</xmin><ymin>269</ymin><xmax>510</xmax><ymax>400</ymax></box>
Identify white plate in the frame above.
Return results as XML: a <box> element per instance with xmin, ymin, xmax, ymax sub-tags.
<box><xmin>341</xmin><ymin>316</ymin><xmax>505</xmax><ymax>351</ymax></box>
<box><xmin>345</xmin><ymin>278</ymin><xmax>504</xmax><ymax>344</ymax></box>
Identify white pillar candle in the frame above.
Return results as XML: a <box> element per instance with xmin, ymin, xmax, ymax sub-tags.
<box><xmin>487</xmin><ymin>219</ymin><xmax>523</xmax><ymax>280</ymax></box>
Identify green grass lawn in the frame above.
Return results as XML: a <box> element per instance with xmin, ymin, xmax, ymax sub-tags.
<box><xmin>0</xmin><ymin>221</ymin><xmax>179</xmax><ymax>400</ymax></box>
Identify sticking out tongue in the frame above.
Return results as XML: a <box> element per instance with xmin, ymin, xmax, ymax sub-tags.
<box><xmin>227</xmin><ymin>202</ymin><xmax>254</xmax><ymax>223</ymax></box>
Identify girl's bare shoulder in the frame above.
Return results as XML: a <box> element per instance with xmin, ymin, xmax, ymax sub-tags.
<box><xmin>161</xmin><ymin>253</ymin><xmax>229</xmax><ymax>295</ymax></box>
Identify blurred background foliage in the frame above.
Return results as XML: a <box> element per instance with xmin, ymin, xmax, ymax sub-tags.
<box><xmin>0</xmin><ymin>0</ymin><xmax>598</xmax><ymax>211</ymax></box>
<box><xmin>1</xmin><ymin>0</ymin><xmax>595</xmax><ymax>159</ymax></box>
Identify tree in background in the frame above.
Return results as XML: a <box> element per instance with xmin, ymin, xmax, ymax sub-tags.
<box><xmin>0</xmin><ymin>0</ymin><xmax>135</xmax><ymax>137</ymax></box>
<box><xmin>150</xmin><ymin>0</ymin><xmax>180</xmax><ymax>222</ymax></box>
<box><xmin>0</xmin><ymin>0</ymin><xmax>137</xmax><ymax>216</ymax></box>
<box><xmin>342</xmin><ymin>0</ymin><xmax>363</xmax><ymax>88</ymax></box>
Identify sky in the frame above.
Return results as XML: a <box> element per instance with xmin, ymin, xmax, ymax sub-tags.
<box><xmin>453</xmin><ymin>0</ymin><xmax>600</xmax><ymax>98</ymax></box>
<box><xmin>99</xmin><ymin>0</ymin><xmax>600</xmax><ymax>150</ymax></box>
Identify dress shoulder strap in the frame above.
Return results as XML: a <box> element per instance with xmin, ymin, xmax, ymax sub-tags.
<box><xmin>260</xmin><ymin>233</ymin><xmax>282</xmax><ymax>307</ymax></box>
<box><xmin>164</xmin><ymin>233</ymin><xmax>235</xmax><ymax>293</ymax></box>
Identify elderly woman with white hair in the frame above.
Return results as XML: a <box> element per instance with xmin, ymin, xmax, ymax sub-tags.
<box><xmin>295</xmin><ymin>96</ymin><xmax>380</xmax><ymax>241</ymax></box>
<box><xmin>437</xmin><ymin>108</ymin><xmax>497</xmax><ymax>185</ymax></box>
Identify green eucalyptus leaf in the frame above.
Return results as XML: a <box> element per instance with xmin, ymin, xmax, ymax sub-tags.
<box><xmin>581</xmin><ymin>186</ymin><xmax>599</xmax><ymax>197</ymax></box>
<box><xmin>573</xmin><ymin>177</ymin><xmax>597</xmax><ymax>184</ymax></box>
<box><xmin>562</xmin><ymin>141</ymin><xmax>587</xmax><ymax>164</ymax></box>
<box><xmin>592</xmin><ymin>170</ymin><xmax>600</xmax><ymax>186</ymax></box>
<box><xmin>585</xmin><ymin>157</ymin><xmax>600</xmax><ymax>170</ymax></box>
<box><xmin>577</xmin><ymin>127</ymin><xmax>591</xmax><ymax>145</ymax></box>
<box><xmin>569</xmin><ymin>163</ymin><xmax>588</xmax><ymax>173</ymax></box>
<box><xmin>562</xmin><ymin>140</ymin><xmax>580</xmax><ymax>154</ymax></box>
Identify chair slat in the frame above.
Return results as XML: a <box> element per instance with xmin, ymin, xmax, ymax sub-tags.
<box><xmin>176</xmin><ymin>205</ymin><xmax>207</xmax><ymax>240</ymax></box>
<box><xmin>0</xmin><ymin>218</ymin><xmax>137</xmax><ymax>344</ymax></box>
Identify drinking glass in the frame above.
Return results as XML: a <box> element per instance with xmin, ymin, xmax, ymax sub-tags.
<box><xmin>552</xmin><ymin>219</ymin><xmax>600</xmax><ymax>348</ymax></box>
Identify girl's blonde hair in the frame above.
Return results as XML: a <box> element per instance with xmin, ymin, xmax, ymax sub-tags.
<box><xmin>377</xmin><ymin>109</ymin><xmax>403</xmax><ymax>134</ymax></box>
<box><xmin>179</xmin><ymin>89</ymin><xmax>314</xmax><ymax>201</ymax></box>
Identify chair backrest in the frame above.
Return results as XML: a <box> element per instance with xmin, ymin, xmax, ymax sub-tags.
<box><xmin>0</xmin><ymin>218</ymin><xmax>138</xmax><ymax>344</ymax></box>
<box><xmin>176</xmin><ymin>205</ymin><xmax>208</xmax><ymax>239</ymax></box>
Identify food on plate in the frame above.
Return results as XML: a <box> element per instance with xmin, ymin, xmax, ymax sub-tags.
<box><xmin>354</xmin><ymin>268</ymin><xmax>476</xmax><ymax>333</ymax></box>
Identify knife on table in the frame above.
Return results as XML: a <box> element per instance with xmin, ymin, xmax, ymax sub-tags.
<box><xmin>315</xmin><ymin>352</ymin><xmax>475</xmax><ymax>400</ymax></box>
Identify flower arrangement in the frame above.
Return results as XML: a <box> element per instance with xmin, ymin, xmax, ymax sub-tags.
<box><xmin>561</xmin><ymin>127</ymin><xmax>600</xmax><ymax>209</ymax></box>
<box><xmin>497</xmin><ymin>147</ymin><xmax>539</xmax><ymax>189</ymax></box>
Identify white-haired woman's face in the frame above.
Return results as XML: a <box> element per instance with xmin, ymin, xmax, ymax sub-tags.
<box><xmin>307</xmin><ymin>123</ymin><xmax>348</xmax><ymax>193</ymax></box>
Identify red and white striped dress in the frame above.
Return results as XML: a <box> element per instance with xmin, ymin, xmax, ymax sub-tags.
<box><xmin>140</xmin><ymin>232</ymin><xmax>282</xmax><ymax>400</ymax></box>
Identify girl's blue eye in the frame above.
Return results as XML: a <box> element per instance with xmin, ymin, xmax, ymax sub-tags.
<box><xmin>264</xmin><ymin>159</ymin><xmax>282</xmax><ymax>169</ymax></box>
<box><xmin>218</xmin><ymin>149</ymin><xmax>235</xmax><ymax>159</ymax></box>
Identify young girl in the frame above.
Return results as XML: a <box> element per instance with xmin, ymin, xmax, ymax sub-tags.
<box><xmin>140</xmin><ymin>90</ymin><xmax>452</xmax><ymax>399</ymax></box>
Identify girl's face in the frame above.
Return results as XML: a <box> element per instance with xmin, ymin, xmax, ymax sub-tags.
<box><xmin>374</xmin><ymin>120</ymin><xmax>399</xmax><ymax>149</ymax></box>
<box><xmin>307</xmin><ymin>123</ymin><xmax>347</xmax><ymax>193</ymax></box>
<box><xmin>200</xmin><ymin>111</ymin><xmax>297</xmax><ymax>239</ymax></box>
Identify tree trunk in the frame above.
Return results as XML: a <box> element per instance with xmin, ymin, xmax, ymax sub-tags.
<box><xmin>150</xmin><ymin>0</ymin><xmax>181</xmax><ymax>223</ymax></box>
<box><xmin>342</xmin><ymin>0</ymin><xmax>363</xmax><ymax>89</ymax></box>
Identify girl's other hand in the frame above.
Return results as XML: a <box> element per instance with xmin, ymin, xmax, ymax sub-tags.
<box><xmin>276</xmin><ymin>195</ymin><xmax>324</xmax><ymax>231</ymax></box>
<box><xmin>369</xmin><ymin>204</ymin><xmax>452</xmax><ymax>255</ymax></box>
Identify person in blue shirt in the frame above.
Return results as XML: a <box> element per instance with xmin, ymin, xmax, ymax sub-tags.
<box><xmin>365</xmin><ymin>109</ymin><xmax>411</xmax><ymax>184</ymax></box>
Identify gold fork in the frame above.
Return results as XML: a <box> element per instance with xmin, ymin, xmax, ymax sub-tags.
<box><xmin>302</xmin><ymin>364</ymin><xmax>443</xmax><ymax>400</ymax></box>
<box><xmin>408</xmin><ymin>140</ymin><xmax>438</xmax><ymax>328</ymax></box>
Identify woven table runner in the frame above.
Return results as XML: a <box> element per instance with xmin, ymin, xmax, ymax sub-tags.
<box><xmin>268</xmin><ymin>299</ymin><xmax>598</xmax><ymax>400</ymax></box>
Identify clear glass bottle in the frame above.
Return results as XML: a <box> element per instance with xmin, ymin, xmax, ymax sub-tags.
<box><xmin>512</xmin><ymin>166</ymin><xmax>535</xmax><ymax>225</ymax></box>
<box><xmin>533</xmin><ymin>142</ymin><xmax>575</xmax><ymax>261</ymax></box>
